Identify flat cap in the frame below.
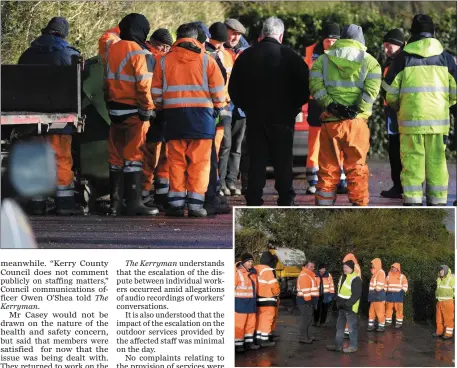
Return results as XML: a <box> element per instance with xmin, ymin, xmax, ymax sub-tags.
<box><xmin>224</xmin><ymin>18</ymin><xmax>246</xmax><ymax>35</ymax></box>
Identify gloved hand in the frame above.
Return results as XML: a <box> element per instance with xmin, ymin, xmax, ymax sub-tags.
<box><xmin>213</xmin><ymin>108</ymin><xmax>222</xmax><ymax>119</ymax></box>
<box><xmin>327</xmin><ymin>102</ymin><xmax>343</xmax><ymax>117</ymax></box>
<box><xmin>139</xmin><ymin>110</ymin><xmax>156</xmax><ymax>122</ymax></box>
<box><xmin>344</xmin><ymin>105</ymin><xmax>359</xmax><ymax>119</ymax></box>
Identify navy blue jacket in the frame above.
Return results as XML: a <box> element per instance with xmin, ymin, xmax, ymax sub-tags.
<box><xmin>18</xmin><ymin>34</ymin><xmax>80</xmax><ymax>66</ymax></box>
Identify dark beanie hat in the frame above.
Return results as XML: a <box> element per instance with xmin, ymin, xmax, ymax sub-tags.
<box><xmin>41</xmin><ymin>17</ymin><xmax>69</xmax><ymax>38</ymax></box>
<box><xmin>321</xmin><ymin>22</ymin><xmax>340</xmax><ymax>39</ymax></box>
<box><xmin>343</xmin><ymin>260</ymin><xmax>355</xmax><ymax>271</ymax></box>
<box><xmin>151</xmin><ymin>28</ymin><xmax>173</xmax><ymax>47</ymax></box>
<box><xmin>383</xmin><ymin>29</ymin><xmax>405</xmax><ymax>46</ymax></box>
<box><xmin>318</xmin><ymin>263</ymin><xmax>327</xmax><ymax>270</ymax></box>
<box><xmin>411</xmin><ymin>14</ymin><xmax>435</xmax><ymax>35</ymax></box>
<box><xmin>209</xmin><ymin>22</ymin><xmax>228</xmax><ymax>43</ymax></box>
<box><xmin>241</xmin><ymin>253</ymin><xmax>254</xmax><ymax>263</ymax></box>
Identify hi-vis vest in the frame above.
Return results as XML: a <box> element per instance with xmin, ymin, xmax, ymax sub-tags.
<box><xmin>385</xmin><ymin>272</ymin><xmax>408</xmax><ymax>302</ymax></box>
<box><xmin>255</xmin><ymin>264</ymin><xmax>280</xmax><ymax>307</ymax></box>
<box><xmin>436</xmin><ymin>273</ymin><xmax>455</xmax><ymax>301</ymax></box>
<box><xmin>338</xmin><ymin>272</ymin><xmax>360</xmax><ymax>313</ymax></box>
<box><xmin>369</xmin><ymin>268</ymin><xmax>386</xmax><ymax>302</ymax></box>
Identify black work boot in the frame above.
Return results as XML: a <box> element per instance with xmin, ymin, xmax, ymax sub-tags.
<box><xmin>55</xmin><ymin>196</ymin><xmax>85</xmax><ymax>216</ymax></box>
<box><xmin>28</xmin><ymin>199</ymin><xmax>47</xmax><ymax>216</ymax></box>
<box><xmin>188</xmin><ymin>208</ymin><xmax>208</xmax><ymax>217</ymax></box>
<box><xmin>259</xmin><ymin>340</ymin><xmax>275</xmax><ymax>348</ymax></box>
<box><xmin>380</xmin><ymin>185</ymin><xmax>403</xmax><ymax>199</ymax></box>
<box><xmin>235</xmin><ymin>346</ymin><xmax>245</xmax><ymax>353</ymax></box>
<box><xmin>124</xmin><ymin>172</ymin><xmax>158</xmax><ymax>216</ymax></box>
<box><xmin>109</xmin><ymin>170</ymin><xmax>124</xmax><ymax>216</ymax></box>
<box><xmin>154</xmin><ymin>193</ymin><xmax>169</xmax><ymax>211</ymax></box>
<box><xmin>269</xmin><ymin>333</ymin><xmax>280</xmax><ymax>342</ymax></box>
<box><xmin>245</xmin><ymin>342</ymin><xmax>260</xmax><ymax>350</ymax></box>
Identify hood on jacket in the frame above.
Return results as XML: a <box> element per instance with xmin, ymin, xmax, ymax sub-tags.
<box><xmin>404</xmin><ymin>37</ymin><xmax>443</xmax><ymax>58</ymax></box>
<box><xmin>326</xmin><ymin>38</ymin><xmax>367</xmax><ymax>79</ymax></box>
<box><xmin>343</xmin><ymin>253</ymin><xmax>358</xmax><ymax>264</ymax></box>
<box><xmin>390</xmin><ymin>262</ymin><xmax>401</xmax><ymax>273</ymax></box>
<box><xmin>259</xmin><ymin>251</ymin><xmax>278</xmax><ymax>269</ymax></box>
<box><xmin>371</xmin><ymin>258</ymin><xmax>382</xmax><ymax>274</ymax></box>
<box><xmin>119</xmin><ymin>13</ymin><xmax>150</xmax><ymax>50</ymax></box>
<box><xmin>342</xmin><ymin>24</ymin><xmax>365</xmax><ymax>46</ymax></box>
<box><xmin>30</xmin><ymin>34</ymin><xmax>71</xmax><ymax>53</ymax></box>
<box><xmin>439</xmin><ymin>264</ymin><xmax>450</xmax><ymax>277</ymax></box>
<box><xmin>170</xmin><ymin>38</ymin><xmax>203</xmax><ymax>64</ymax></box>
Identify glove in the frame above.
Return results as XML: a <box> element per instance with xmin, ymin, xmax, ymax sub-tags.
<box><xmin>139</xmin><ymin>109</ymin><xmax>155</xmax><ymax>122</ymax></box>
<box><xmin>345</xmin><ymin>105</ymin><xmax>360</xmax><ymax>119</ymax></box>
<box><xmin>327</xmin><ymin>102</ymin><xmax>343</xmax><ymax>117</ymax></box>
<box><xmin>213</xmin><ymin>108</ymin><xmax>222</xmax><ymax>119</ymax></box>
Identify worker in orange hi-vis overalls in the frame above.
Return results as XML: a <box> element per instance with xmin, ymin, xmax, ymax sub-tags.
<box><xmin>305</xmin><ymin>22</ymin><xmax>347</xmax><ymax>196</ymax></box>
<box><xmin>235</xmin><ymin>254</ymin><xmax>260</xmax><ymax>353</ymax></box>
<box><xmin>255</xmin><ymin>251</ymin><xmax>280</xmax><ymax>347</ymax></box>
<box><xmin>151</xmin><ymin>23</ymin><xmax>225</xmax><ymax>218</ymax></box>
<box><xmin>342</xmin><ymin>253</ymin><xmax>361</xmax><ymax>337</ymax></box>
<box><xmin>105</xmin><ymin>13</ymin><xmax>158</xmax><ymax>217</ymax></box>
<box><xmin>141</xmin><ymin>28</ymin><xmax>174</xmax><ymax>210</ymax></box>
<box><xmin>367</xmin><ymin>258</ymin><xmax>386</xmax><ymax>332</ymax></box>
<box><xmin>98</xmin><ymin>25</ymin><xmax>121</xmax><ymax>66</ymax></box>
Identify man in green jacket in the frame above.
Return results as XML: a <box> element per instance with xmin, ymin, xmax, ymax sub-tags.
<box><xmin>310</xmin><ymin>24</ymin><xmax>381</xmax><ymax>206</ymax></box>
<box><xmin>434</xmin><ymin>265</ymin><xmax>454</xmax><ymax>340</ymax></box>
<box><xmin>383</xmin><ymin>15</ymin><xmax>457</xmax><ymax>206</ymax></box>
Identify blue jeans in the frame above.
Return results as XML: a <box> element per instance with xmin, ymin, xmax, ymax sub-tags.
<box><xmin>335</xmin><ymin>309</ymin><xmax>358</xmax><ymax>349</ymax></box>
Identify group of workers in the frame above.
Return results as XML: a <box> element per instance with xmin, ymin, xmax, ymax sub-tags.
<box><xmin>18</xmin><ymin>12</ymin><xmax>456</xmax><ymax>215</ymax></box>
<box><xmin>235</xmin><ymin>252</ymin><xmax>454</xmax><ymax>354</ymax></box>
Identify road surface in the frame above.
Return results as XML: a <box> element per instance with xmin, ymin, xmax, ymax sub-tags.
<box><xmin>29</xmin><ymin>161</ymin><xmax>456</xmax><ymax>249</ymax></box>
<box><xmin>235</xmin><ymin>299</ymin><xmax>455</xmax><ymax>367</ymax></box>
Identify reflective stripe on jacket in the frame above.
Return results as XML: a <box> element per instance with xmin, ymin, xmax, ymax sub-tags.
<box><xmin>315</xmin><ymin>272</ymin><xmax>335</xmax><ymax>304</ymax></box>
<box><xmin>98</xmin><ymin>26</ymin><xmax>121</xmax><ymax>65</ymax></box>
<box><xmin>235</xmin><ymin>262</ymin><xmax>258</xmax><ymax>314</ymax></box>
<box><xmin>105</xmin><ymin>40</ymin><xmax>155</xmax><ymax>117</ymax></box>
<box><xmin>151</xmin><ymin>38</ymin><xmax>226</xmax><ymax>140</ymax></box>
<box><xmin>255</xmin><ymin>264</ymin><xmax>280</xmax><ymax>307</ymax></box>
<box><xmin>436</xmin><ymin>273</ymin><xmax>455</xmax><ymax>301</ymax></box>
<box><xmin>385</xmin><ymin>272</ymin><xmax>408</xmax><ymax>302</ymax></box>
<box><xmin>369</xmin><ymin>268</ymin><xmax>386</xmax><ymax>302</ymax></box>
<box><xmin>309</xmin><ymin>38</ymin><xmax>381</xmax><ymax>122</ymax></box>
<box><xmin>296</xmin><ymin>267</ymin><xmax>319</xmax><ymax>305</ymax></box>
<box><xmin>383</xmin><ymin>37</ymin><xmax>457</xmax><ymax>134</ymax></box>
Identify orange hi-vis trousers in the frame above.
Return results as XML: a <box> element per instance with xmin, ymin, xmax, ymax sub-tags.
<box><xmin>215</xmin><ymin>126</ymin><xmax>225</xmax><ymax>159</ymax></box>
<box><xmin>141</xmin><ymin>141</ymin><xmax>169</xmax><ymax>194</ymax></box>
<box><xmin>386</xmin><ymin>302</ymin><xmax>404</xmax><ymax>325</ymax></box>
<box><xmin>369</xmin><ymin>301</ymin><xmax>386</xmax><ymax>328</ymax></box>
<box><xmin>306</xmin><ymin>126</ymin><xmax>345</xmax><ymax>185</ymax></box>
<box><xmin>315</xmin><ymin>118</ymin><xmax>370</xmax><ymax>206</ymax></box>
<box><xmin>41</xmin><ymin>134</ymin><xmax>75</xmax><ymax>198</ymax></box>
<box><xmin>108</xmin><ymin>115</ymin><xmax>149</xmax><ymax>173</ymax></box>
<box><xmin>167</xmin><ymin>139</ymin><xmax>212</xmax><ymax>210</ymax></box>
<box><xmin>255</xmin><ymin>306</ymin><xmax>277</xmax><ymax>342</ymax></box>
<box><xmin>235</xmin><ymin>312</ymin><xmax>256</xmax><ymax>346</ymax></box>
<box><xmin>436</xmin><ymin>300</ymin><xmax>454</xmax><ymax>337</ymax></box>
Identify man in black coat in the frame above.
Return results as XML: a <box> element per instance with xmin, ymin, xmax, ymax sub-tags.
<box><xmin>229</xmin><ymin>16</ymin><xmax>310</xmax><ymax>206</ymax></box>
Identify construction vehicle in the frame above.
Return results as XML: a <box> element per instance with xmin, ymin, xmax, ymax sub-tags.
<box><xmin>268</xmin><ymin>245</ymin><xmax>306</xmax><ymax>297</ymax></box>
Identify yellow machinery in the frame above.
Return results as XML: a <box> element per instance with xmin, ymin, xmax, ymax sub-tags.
<box><xmin>269</xmin><ymin>246</ymin><xmax>306</xmax><ymax>296</ymax></box>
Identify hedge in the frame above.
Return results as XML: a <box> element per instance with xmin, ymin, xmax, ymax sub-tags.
<box><xmin>235</xmin><ymin>208</ymin><xmax>455</xmax><ymax>323</ymax></box>
<box><xmin>226</xmin><ymin>2</ymin><xmax>457</xmax><ymax>159</ymax></box>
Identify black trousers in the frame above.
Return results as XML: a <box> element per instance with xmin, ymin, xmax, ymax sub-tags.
<box><xmin>204</xmin><ymin>140</ymin><xmax>219</xmax><ymax>203</ymax></box>
<box><xmin>314</xmin><ymin>297</ymin><xmax>329</xmax><ymax>324</ymax></box>
<box><xmin>388</xmin><ymin>134</ymin><xmax>402</xmax><ymax>188</ymax></box>
<box><xmin>245</xmin><ymin>119</ymin><xmax>295</xmax><ymax>206</ymax></box>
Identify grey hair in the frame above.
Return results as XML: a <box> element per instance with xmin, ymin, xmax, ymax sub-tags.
<box><xmin>261</xmin><ymin>16</ymin><xmax>284</xmax><ymax>38</ymax></box>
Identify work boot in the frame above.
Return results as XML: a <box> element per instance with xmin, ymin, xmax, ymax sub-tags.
<box><xmin>142</xmin><ymin>190</ymin><xmax>157</xmax><ymax>208</ymax></box>
<box><xmin>221</xmin><ymin>186</ymin><xmax>231</xmax><ymax>196</ymax></box>
<box><xmin>306</xmin><ymin>185</ymin><xmax>316</xmax><ymax>195</ymax></box>
<box><xmin>154</xmin><ymin>193</ymin><xmax>169</xmax><ymax>211</ymax></box>
<box><xmin>442</xmin><ymin>335</ymin><xmax>453</xmax><ymax>340</ymax></box>
<box><xmin>298</xmin><ymin>338</ymin><xmax>313</xmax><ymax>344</ymax></box>
<box><xmin>327</xmin><ymin>345</ymin><xmax>342</xmax><ymax>352</ymax></box>
<box><xmin>165</xmin><ymin>207</ymin><xmax>185</xmax><ymax>217</ymax></box>
<box><xmin>28</xmin><ymin>200</ymin><xmax>47</xmax><ymax>216</ymax></box>
<box><xmin>259</xmin><ymin>340</ymin><xmax>276</xmax><ymax>348</ymax></box>
<box><xmin>188</xmin><ymin>208</ymin><xmax>207</xmax><ymax>218</ymax></box>
<box><xmin>395</xmin><ymin>323</ymin><xmax>402</xmax><ymax>329</ymax></box>
<box><xmin>109</xmin><ymin>169</ymin><xmax>124</xmax><ymax>216</ymax></box>
<box><xmin>376</xmin><ymin>326</ymin><xmax>385</xmax><ymax>332</ymax></box>
<box><xmin>55</xmin><ymin>196</ymin><xmax>85</xmax><ymax>216</ymax></box>
<box><xmin>380</xmin><ymin>185</ymin><xmax>403</xmax><ymax>199</ymax></box>
<box><xmin>366</xmin><ymin>325</ymin><xmax>376</xmax><ymax>332</ymax></box>
<box><xmin>385</xmin><ymin>321</ymin><xmax>392</xmax><ymax>327</ymax></box>
<box><xmin>124</xmin><ymin>172</ymin><xmax>158</xmax><ymax>216</ymax></box>
<box><xmin>269</xmin><ymin>334</ymin><xmax>280</xmax><ymax>342</ymax></box>
<box><xmin>432</xmin><ymin>333</ymin><xmax>443</xmax><ymax>338</ymax></box>
<box><xmin>343</xmin><ymin>346</ymin><xmax>358</xmax><ymax>353</ymax></box>
<box><xmin>235</xmin><ymin>346</ymin><xmax>245</xmax><ymax>353</ymax></box>
<box><xmin>245</xmin><ymin>342</ymin><xmax>260</xmax><ymax>350</ymax></box>
<box><xmin>227</xmin><ymin>184</ymin><xmax>241</xmax><ymax>196</ymax></box>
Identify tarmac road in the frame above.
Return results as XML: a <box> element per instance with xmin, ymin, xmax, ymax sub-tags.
<box><xmin>29</xmin><ymin>161</ymin><xmax>456</xmax><ymax>249</ymax></box>
<box><xmin>235</xmin><ymin>298</ymin><xmax>455</xmax><ymax>367</ymax></box>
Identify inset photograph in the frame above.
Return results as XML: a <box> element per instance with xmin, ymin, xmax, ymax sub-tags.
<box><xmin>234</xmin><ymin>208</ymin><xmax>455</xmax><ymax>366</ymax></box>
